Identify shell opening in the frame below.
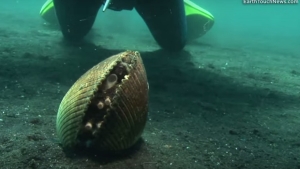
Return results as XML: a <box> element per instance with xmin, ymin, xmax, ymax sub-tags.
<box><xmin>77</xmin><ymin>61</ymin><xmax>131</xmax><ymax>146</ymax></box>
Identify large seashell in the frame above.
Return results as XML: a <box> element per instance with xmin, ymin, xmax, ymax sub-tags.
<box><xmin>56</xmin><ymin>51</ymin><xmax>149</xmax><ymax>151</ymax></box>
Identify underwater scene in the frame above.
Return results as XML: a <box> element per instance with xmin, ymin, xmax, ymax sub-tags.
<box><xmin>0</xmin><ymin>0</ymin><xmax>299</xmax><ymax>168</ymax></box>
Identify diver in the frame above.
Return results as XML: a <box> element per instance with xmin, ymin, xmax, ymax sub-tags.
<box><xmin>52</xmin><ymin>0</ymin><xmax>187</xmax><ymax>52</ymax></box>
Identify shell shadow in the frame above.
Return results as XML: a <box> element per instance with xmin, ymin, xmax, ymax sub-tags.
<box><xmin>62</xmin><ymin>138</ymin><xmax>146</xmax><ymax>164</ymax></box>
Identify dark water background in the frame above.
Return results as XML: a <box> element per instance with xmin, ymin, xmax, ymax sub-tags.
<box><xmin>2</xmin><ymin>0</ymin><xmax>299</xmax><ymax>54</ymax></box>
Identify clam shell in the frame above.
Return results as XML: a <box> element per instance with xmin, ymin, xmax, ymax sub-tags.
<box><xmin>56</xmin><ymin>51</ymin><xmax>148</xmax><ymax>151</ymax></box>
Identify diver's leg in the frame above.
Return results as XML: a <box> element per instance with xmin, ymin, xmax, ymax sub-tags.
<box><xmin>135</xmin><ymin>0</ymin><xmax>187</xmax><ymax>51</ymax></box>
<box><xmin>53</xmin><ymin>0</ymin><xmax>102</xmax><ymax>40</ymax></box>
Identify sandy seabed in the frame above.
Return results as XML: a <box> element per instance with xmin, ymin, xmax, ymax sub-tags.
<box><xmin>0</xmin><ymin>2</ymin><xmax>300</xmax><ymax>169</ymax></box>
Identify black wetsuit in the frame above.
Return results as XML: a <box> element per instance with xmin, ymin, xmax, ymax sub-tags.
<box><xmin>53</xmin><ymin>0</ymin><xmax>187</xmax><ymax>51</ymax></box>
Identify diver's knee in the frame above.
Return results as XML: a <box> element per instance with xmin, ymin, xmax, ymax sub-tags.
<box><xmin>53</xmin><ymin>0</ymin><xmax>101</xmax><ymax>41</ymax></box>
<box><xmin>60</xmin><ymin>20</ymin><xmax>95</xmax><ymax>41</ymax></box>
<box><xmin>135</xmin><ymin>0</ymin><xmax>187</xmax><ymax>52</ymax></box>
<box><xmin>157</xmin><ymin>38</ymin><xmax>186</xmax><ymax>52</ymax></box>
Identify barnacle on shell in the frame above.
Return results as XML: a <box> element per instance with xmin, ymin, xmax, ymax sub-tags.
<box><xmin>56</xmin><ymin>51</ymin><xmax>149</xmax><ymax>151</ymax></box>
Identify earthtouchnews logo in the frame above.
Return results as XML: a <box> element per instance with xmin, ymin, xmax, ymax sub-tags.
<box><xmin>243</xmin><ymin>0</ymin><xmax>298</xmax><ymax>4</ymax></box>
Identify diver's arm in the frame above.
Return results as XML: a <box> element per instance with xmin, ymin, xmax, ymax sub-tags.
<box><xmin>135</xmin><ymin>0</ymin><xmax>187</xmax><ymax>51</ymax></box>
<box><xmin>53</xmin><ymin>0</ymin><xmax>102</xmax><ymax>40</ymax></box>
